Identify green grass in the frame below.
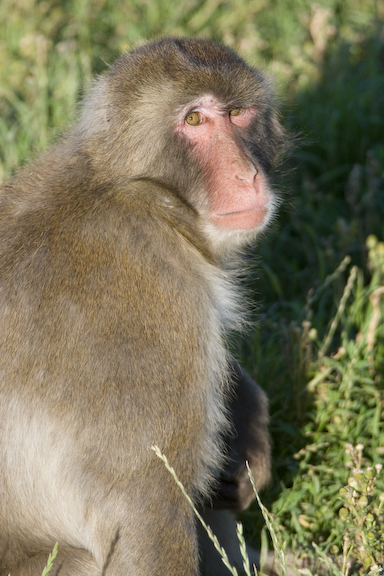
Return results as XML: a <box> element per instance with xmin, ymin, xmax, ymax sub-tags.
<box><xmin>1</xmin><ymin>0</ymin><xmax>383</xmax><ymax>573</ymax></box>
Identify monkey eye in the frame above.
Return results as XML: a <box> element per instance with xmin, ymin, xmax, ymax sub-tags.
<box><xmin>229</xmin><ymin>108</ymin><xmax>242</xmax><ymax>116</ymax></box>
<box><xmin>185</xmin><ymin>111</ymin><xmax>203</xmax><ymax>126</ymax></box>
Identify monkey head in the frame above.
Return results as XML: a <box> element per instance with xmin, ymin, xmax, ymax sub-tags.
<box><xmin>75</xmin><ymin>38</ymin><xmax>285</xmax><ymax>257</ymax></box>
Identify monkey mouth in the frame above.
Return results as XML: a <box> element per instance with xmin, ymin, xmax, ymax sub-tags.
<box><xmin>210</xmin><ymin>206</ymin><xmax>269</xmax><ymax>231</ymax></box>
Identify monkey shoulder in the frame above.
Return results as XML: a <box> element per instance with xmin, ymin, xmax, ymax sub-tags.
<box><xmin>0</xmin><ymin>174</ymin><xmax>236</xmax><ymax>345</ymax></box>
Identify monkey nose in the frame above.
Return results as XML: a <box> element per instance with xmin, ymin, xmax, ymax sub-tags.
<box><xmin>235</xmin><ymin>165</ymin><xmax>258</xmax><ymax>182</ymax></box>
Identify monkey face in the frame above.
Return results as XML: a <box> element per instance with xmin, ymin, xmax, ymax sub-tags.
<box><xmin>176</xmin><ymin>95</ymin><xmax>274</xmax><ymax>234</ymax></box>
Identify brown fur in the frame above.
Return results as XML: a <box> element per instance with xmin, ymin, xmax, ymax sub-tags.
<box><xmin>0</xmin><ymin>38</ymin><xmax>283</xmax><ymax>575</ymax></box>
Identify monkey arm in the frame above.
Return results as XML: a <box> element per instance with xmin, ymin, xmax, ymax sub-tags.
<box><xmin>212</xmin><ymin>360</ymin><xmax>271</xmax><ymax>512</ymax></box>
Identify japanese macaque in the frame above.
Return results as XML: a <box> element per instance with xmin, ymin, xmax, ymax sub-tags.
<box><xmin>0</xmin><ymin>37</ymin><xmax>284</xmax><ymax>575</ymax></box>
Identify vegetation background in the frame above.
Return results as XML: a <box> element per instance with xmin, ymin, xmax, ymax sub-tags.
<box><xmin>0</xmin><ymin>0</ymin><xmax>383</xmax><ymax>572</ymax></box>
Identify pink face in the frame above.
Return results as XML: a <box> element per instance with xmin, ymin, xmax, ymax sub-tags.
<box><xmin>176</xmin><ymin>96</ymin><xmax>270</xmax><ymax>232</ymax></box>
